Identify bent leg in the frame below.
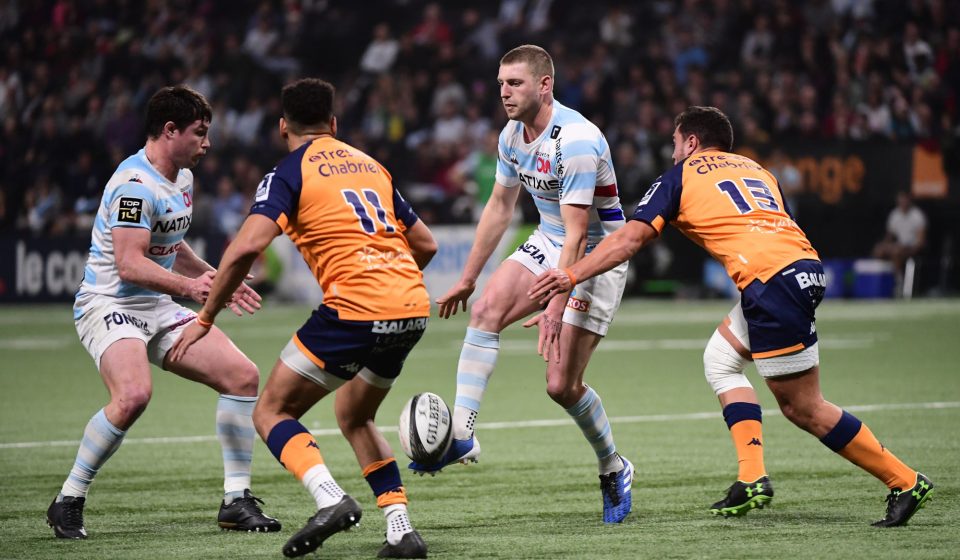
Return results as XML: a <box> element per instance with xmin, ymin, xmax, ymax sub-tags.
<box><xmin>337</xmin><ymin>371</ymin><xmax>421</xmax><ymax>550</ymax></box>
<box><xmin>60</xmin><ymin>339</ymin><xmax>151</xmax><ymax>500</ymax></box>
<box><xmin>549</xmin><ymin>325</ymin><xmax>623</xmax><ymax>473</ymax></box>
<box><xmin>766</xmin><ymin>367</ymin><xmax>916</xmax><ymax>490</ymax></box>
<box><xmin>256</xmin><ymin>358</ymin><xmax>351</xmax><ymax>513</ymax></box>
<box><xmin>162</xmin><ymin>325</ymin><xmax>259</xmax><ymax>396</ymax></box>
<box><xmin>707</xmin><ymin>305</ymin><xmax>767</xmax><ymax>483</ymax></box>
<box><xmin>452</xmin><ymin>260</ymin><xmax>541</xmax><ymax>439</ymax></box>
<box><xmin>164</xmin><ymin>326</ymin><xmax>261</xmax><ymax>500</ymax></box>
<box><xmin>551</xmin><ymin>325</ymin><xmax>633</xmax><ymax>523</ymax></box>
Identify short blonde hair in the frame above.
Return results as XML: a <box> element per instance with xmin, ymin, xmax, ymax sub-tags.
<box><xmin>500</xmin><ymin>44</ymin><xmax>554</xmax><ymax>81</ymax></box>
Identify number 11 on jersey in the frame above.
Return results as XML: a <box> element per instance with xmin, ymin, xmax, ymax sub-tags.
<box><xmin>342</xmin><ymin>189</ymin><xmax>396</xmax><ymax>234</ymax></box>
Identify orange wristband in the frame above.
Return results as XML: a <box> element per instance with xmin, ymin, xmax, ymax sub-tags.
<box><xmin>195</xmin><ymin>315</ymin><xmax>213</xmax><ymax>329</ymax></box>
<box><xmin>563</xmin><ymin>267</ymin><xmax>577</xmax><ymax>288</ymax></box>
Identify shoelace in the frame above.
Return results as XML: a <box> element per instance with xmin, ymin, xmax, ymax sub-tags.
<box><xmin>879</xmin><ymin>488</ymin><xmax>902</xmax><ymax>519</ymax></box>
<box><xmin>235</xmin><ymin>494</ymin><xmax>266</xmax><ymax>513</ymax></box>
<box><xmin>63</xmin><ymin>501</ymin><xmax>85</xmax><ymax>528</ymax></box>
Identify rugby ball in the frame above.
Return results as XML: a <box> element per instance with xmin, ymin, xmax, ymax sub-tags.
<box><xmin>398</xmin><ymin>392</ymin><xmax>453</xmax><ymax>464</ymax></box>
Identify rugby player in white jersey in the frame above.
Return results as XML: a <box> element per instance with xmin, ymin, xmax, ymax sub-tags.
<box><xmin>409</xmin><ymin>45</ymin><xmax>633</xmax><ymax>523</ymax></box>
<box><xmin>47</xmin><ymin>85</ymin><xmax>279</xmax><ymax>539</ymax></box>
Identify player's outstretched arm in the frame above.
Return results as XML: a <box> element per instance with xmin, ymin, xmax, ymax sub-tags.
<box><xmin>169</xmin><ymin>214</ymin><xmax>281</xmax><ymax>362</ymax></box>
<box><xmin>436</xmin><ymin>182</ymin><xmax>521</xmax><ymax>319</ymax></box>
<box><xmin>404</xmin><ymin>219</ymin><xmax>438</xmax><ymax>270</ymax></box>
<box><xmin>528</xmin><ymin>220</ymin><xmax>657</xmax><ymax>303</ymax></box>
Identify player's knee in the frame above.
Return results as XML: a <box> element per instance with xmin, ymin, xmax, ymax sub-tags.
<box><xmin>336</xmin><ymin>410</ymin><xmax>375</xmax><ymax>435</ymax></box>
<box><xmin>112</xmin><ymin>387</ymin><xmax>152</xmax><ymax>423</ymax></box>
<box><xmin>775</xmin><ymin>395</ymin><xmax>820</xmax><ymax>429</ymax></box>
<box><xmin>778</xmin><ymin>401</ymin><xmax>808</xmax><ymax>428</ymax></box>
<box><xmin>703</xmin><ymin>330</ymin><xmax>752</xmax><ymax>395</ymax></box>
<box><xmin>221</xmin><ymin>358</ymin><xmax>260</xmax><ymax>396</ymax></box>
<box><xmin>545</xmin><ymin>378</ymin><xmax>579</xmax><ymax>407</ymax></box>
<box><xmin>470</xmin><ymin>293</ymin><xmax>508</xmax><ymax>332</ymax></box>
<box><xmin>251</xmin><ymin>402</ymin><xmax>275</xmax><ymax>440</ymax></box>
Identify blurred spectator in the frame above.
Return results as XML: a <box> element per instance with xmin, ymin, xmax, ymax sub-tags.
<box><xmin>766</xmin><ymin>149</ymin><xmax>803</xmax><ymax>217</ymax></box>
<box><xmin>19</xmin><ymin>174</ymin><xmax>61</xmax><ymax>236</ymax></box>
<box><xmin>873</xmin><ymin>191</ymin><xmax>928</xmax><ymax>286</ymax></box>
<box><xmin>0</xmin><ymin>0</ymin><xmax>957</xmax><ymax>237</ymax></box>
<box><xmin>410</xmin><ymin>3</ymin><xmax>452</xmax><ymax>47</ymax></box>
<box><xmin>600</xmin><ymin>5</ymin><xmax>633</xmax><ymax>49</ymax></box>
<box><xmin>211</xmin><ymin>176</ymin><xmax>248</xmax><ymax>237</ymax></box>
<box><xmin>360</xmin><ymin>23</ymin><xmax>399</xmax><ymax>75</ymax></box>
<box><xmin>449</xmin><ymin>129</ymin><xmax>499</xmax><ymax>220</ymax></box>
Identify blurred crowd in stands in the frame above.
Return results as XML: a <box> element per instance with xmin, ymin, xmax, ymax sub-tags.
<box><xmin>2</xmin><ymin>0</ymin><xmax>959</xmax><ymax>238</ymax></box>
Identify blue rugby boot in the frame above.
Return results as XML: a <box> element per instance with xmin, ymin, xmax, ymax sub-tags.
<box><xmin>599</xmin><ymin>454</ymin><xmax>633</xmax><ymax>523</ymax></box>
<box><xmin>408</xmin><ymin>435</ymin><xmax>480</xmax><ymax>475</ymax></box>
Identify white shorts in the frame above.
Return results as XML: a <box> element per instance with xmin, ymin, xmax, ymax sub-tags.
<box><xmin>75</xmin><ymin>295</ymin><xmax>197</xmax><ymax>370</ymax></box>
<box><xmin>507</xmin><ymin>228</ymin><xmax>627</xmax><ymax>336</ymax></box>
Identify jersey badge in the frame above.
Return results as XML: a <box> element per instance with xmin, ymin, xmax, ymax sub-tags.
<box><xmin>639</xmin><ymin>181</ymin><xmax>661</xmax><ymax>207</ymax></box>
<box><xmin>118</xmin><ymin>197</ymin><xmax>143</xmax><ymax>223</ymax></box>
<box><xmin>550</xmin><ymin>125</ymin><xmax>562</xmax><ymax>139</ymax></box>
<box><xmin>256</xmin><ymin>172</ymin><xmax>275</xmax><ymax>202</ymax></box>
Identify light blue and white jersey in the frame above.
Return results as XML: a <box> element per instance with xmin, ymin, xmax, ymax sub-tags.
<box><xmin>495</xmin><ymin>100</ymin><xmax>624</xmax><ymax>249</ymax></box>
<box><xmin>74</xmin><ymin>148</ymin><xmax>194</xmax><ymax>319</ymax></box>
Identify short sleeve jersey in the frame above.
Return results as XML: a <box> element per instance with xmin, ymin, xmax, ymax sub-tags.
<box><xmin>631</xmin><ymin>150</ymin><xmax>819</xmax><ymax>290</ymax></box>
<box><xmin>495</xmin><ymin>101</ymin><xmax>624</xmax><ymax>249</ymax></box>
<box><xmin>74</xmin><ymin>148</ymin><xmax>195</xmax><ymax>319</ymax></box>
<box><xmin>249</xmin><ymin>136</ymin><xmax>430</xmax><ymax>321</ymax></box>
<box><xmin>886</xmin><ymin>206</ymin><xmax>926</xmax><ymax>247</ymax></box>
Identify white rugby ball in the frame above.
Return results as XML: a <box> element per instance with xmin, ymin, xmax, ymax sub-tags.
<box><xmin>398</xmin><ymin>392</ymin><xmax>453</xmax><ymax>464</ymax></box>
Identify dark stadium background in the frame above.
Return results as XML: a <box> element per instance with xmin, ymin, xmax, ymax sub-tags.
<box><xmin>2</xmin><ymin>0</ymin><xmax>958</xmax><ymax>301</ymax></box>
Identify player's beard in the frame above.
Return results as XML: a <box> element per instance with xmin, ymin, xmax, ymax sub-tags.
<box><xmin>183</xmin><ymin>150</ymin><xmax>206</xmax><ymax>169</ymax></box>
<box><xmin>509</xmin><ymin>98</ymin><xmax>539</xmax><ymax>123</ymax></box>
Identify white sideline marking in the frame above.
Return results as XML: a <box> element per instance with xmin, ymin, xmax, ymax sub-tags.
<box><xmin>409</xmin><ymin>334</ymin><xmax>884</xmax><ymax>357</ymax></box>
<box><xmin>0</xmin><ymin>336</ymin><xmax>73</xmax><ymax>350</ymax></box>
<box><xmin>2</xmin><ymin>401</ymin><xmax>957</xmax><ymax>450</ymax></box>
<box><xmin>0</xmin><ymin>334</ymin><xmax>883</xmax><ymax>354</ymax></box>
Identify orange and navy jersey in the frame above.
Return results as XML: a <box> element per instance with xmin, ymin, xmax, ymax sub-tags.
<box><xmin>249</xmin><ymin>136</ymin><xmax>430</xmax><ymax>321</ymax></box>
<box><xmin>630</xmin><ymin>150</ymin><xmax>819</xmax><ymax>290</ymax></box>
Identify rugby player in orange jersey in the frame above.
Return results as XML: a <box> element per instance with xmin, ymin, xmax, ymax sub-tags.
<box><xmin>171</xmin><ymin>79</ymin><xmax>436</xmax><ymax>557</ymax></box>
<box><xmin>528</xmin><ymin>106</ymin><xmax>933</xmax><ymax>527</ymax></box>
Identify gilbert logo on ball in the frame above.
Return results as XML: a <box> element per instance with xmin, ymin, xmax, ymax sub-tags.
<box><xmin>398</xmin><ymin>392</ymin><xmax>453</xmax><ymax>464</ymax></box>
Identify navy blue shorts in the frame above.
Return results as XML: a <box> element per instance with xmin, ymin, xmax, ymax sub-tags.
<box><xmin>293</xmin><ymin>305</ymin><xmax>428</xmax><ymax>381</ymax></box>
<box><xmin>741</xmin><ymin>260</ymin><xmax>825</xmax><ymax>359</ymax></box>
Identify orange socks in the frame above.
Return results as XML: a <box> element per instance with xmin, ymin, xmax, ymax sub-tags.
<box><xmin>838</xmin><ymin>424</ymin><xmax>916</xmax><ymax>489</ymax></box>
<box><xmin>820</xmin><ymin>410</ymin><xmax>916</xmax><ymax>490</ymax></box>
<box><xmin>730</xmin><ymin>419</ymin><xmax>767</xmax><ymax>482</ymax></box>
<box><xmin>722</xmin><ymin>403</ymin><xmax>767</xmax><ymax>482</ymax></box>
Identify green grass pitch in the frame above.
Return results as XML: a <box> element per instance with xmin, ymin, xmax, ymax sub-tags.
<box><xmin>1</xmin><ymin>299</ymin><xmax>959</xmax><ymax>559</ymax></box>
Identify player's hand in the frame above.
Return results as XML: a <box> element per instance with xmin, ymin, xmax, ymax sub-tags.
<box><xmin>226</xmin><ymin>280</ymin><xmax>262</xmax><ymax>316</ymax></box>
<box><xmin>523</xmin><ymin>296</ymin><xmax>564</xmax><ymax>363</ymax></box>
<box><xmin>185</xmin><ymin>270</ymin><xmax>215</xmax><ymax>304</ymax></box>
<box><xmin>436</xmin><ymin>278</ymin><xmax>476</xmax><ymax>319</ymax></box>
<box><xmin>168</xmin><ymin>319</ymin><xmax>211</xmax><ymax>363</ymax></box>
<box><xmin>528</xmin><ymin>268</ymin><xmax>573</xmax><ymax>306</ymax></box>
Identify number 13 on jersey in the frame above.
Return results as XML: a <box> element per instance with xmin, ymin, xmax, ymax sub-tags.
<box><xmin>716</xmin><ymin>178</ymin><xmax>781</xmax><ymax>214</ymax></box>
